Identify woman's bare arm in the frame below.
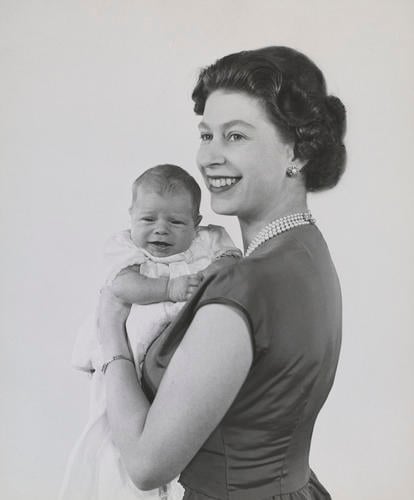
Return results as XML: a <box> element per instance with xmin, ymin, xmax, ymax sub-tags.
<box><xmin>100</xmin><ymin>300</ymin><xmax>253</xmax><ymax>490</ymax></box>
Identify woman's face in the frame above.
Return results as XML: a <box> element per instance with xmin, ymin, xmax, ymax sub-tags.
<box><xmin>196</xmin><ymin>90</ymin><xmax>293</xmax><ymax>222</ymax></box>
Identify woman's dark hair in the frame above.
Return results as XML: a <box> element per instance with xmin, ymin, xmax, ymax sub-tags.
<box><xmin>192</xmin><ymin>46</ymin><xmax>346</xmax><ymax>191</ymax></box>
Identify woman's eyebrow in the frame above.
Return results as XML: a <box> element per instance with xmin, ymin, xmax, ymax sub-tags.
<box><xmin>198</xmin><ymin>119</ymin><xmax>255</xmax><ymax>130</ymax></box>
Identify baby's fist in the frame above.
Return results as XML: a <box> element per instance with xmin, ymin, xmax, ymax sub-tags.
<box><xmin>167</xmin><ymin>274</ymin><xmax>202</xmax><ymax>302</ymax></box>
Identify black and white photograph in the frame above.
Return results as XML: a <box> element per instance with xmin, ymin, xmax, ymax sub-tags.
<box><xmin>1</xmin><ymin>1</ymin><xmax>413</xmax><ymax>499</ymax></box>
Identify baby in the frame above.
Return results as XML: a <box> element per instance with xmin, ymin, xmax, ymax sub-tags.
<box><xmin>60</xmin><ymin>164</ymin><xmax>241</xmax><ymax>500</ymax></box>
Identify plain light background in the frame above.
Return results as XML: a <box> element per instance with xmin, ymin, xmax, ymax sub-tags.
<box><xmin>1</xmin><ymin>1</ymin><xmax>413</xmax><ymax>499</ymax></box>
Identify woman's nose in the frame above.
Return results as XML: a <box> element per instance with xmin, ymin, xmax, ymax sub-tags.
<box><xmin>197</xmin><ymin>140</ymin><xmax>226</xmax><ymax>169</ymax></box>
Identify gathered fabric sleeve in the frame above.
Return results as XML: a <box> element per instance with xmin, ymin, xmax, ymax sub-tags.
<box><xmin>102</xmin><ymin>229</ymin><xmax>149</xmax><ymax>285</ymax></box>
<box><xmin>196</xmin><ymin>225</ymin><xmax>242</xmax><ymax>261</ymax></box>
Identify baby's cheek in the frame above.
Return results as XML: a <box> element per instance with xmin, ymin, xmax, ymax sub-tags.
<box><xmin>179</xmin><ymin>228</ymin><xmax>196</xmax><ymax>250</ymax></box>
<box><xmin>130</xmin><ymin>226</ymin><xmax>145</xmax><ymax>247</ymax></box>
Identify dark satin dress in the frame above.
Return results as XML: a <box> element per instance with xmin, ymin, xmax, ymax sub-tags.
<box><xmin>142</xmin><ymin>225</ymin><xmax>341</xmax><ymax>500</ymax></box>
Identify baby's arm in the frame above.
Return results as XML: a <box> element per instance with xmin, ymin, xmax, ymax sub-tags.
<box><xmin>111</xmin><ymin>265</ymin><xmax>202</xmax><ymax>304</ymax></box>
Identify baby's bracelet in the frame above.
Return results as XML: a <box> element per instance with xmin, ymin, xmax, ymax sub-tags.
<box><xmin>101</xmin><ymin>354</ymin><xmax>134</xmax><ymax>374</ymax></box>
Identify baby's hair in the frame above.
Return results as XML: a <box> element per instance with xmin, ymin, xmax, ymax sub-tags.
<box><xmin>131</xmin><ymin>164</ymin><xmax>201</xmax><ymax>220</ymax></box>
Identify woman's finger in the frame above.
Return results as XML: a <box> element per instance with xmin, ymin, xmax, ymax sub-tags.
<box><xmin>187</xmin><ymin>275</ymin><xmax>202</xmax><ymax>286</ymax></box>
<box><xmin>185</xmin><ymin>286</ymin><xmax>198</xmax><ymax>299</ymax></box>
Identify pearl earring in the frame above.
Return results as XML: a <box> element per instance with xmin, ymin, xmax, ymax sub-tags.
<box><xmin>286</xmin><ymin>164</ymin><xmax>299</xmax><ymax>177</ymax></box>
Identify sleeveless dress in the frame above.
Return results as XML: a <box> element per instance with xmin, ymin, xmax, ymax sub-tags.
<box><xmin>142</xmin><ymin>225</ymin><xmax>341</xmax><ymax>500</ymax></box>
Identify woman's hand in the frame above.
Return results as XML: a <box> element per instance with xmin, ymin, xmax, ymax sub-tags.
<box><xmin>97</xmin><ymin>286</ymin><xmax>132</xmax><ymax>358</ymax></box>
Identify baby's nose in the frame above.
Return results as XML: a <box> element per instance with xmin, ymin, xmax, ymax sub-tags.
<box><xmin>154</xmin><ymin>220</ymin><xmax>169</xmax><ymax>234</ymax></box>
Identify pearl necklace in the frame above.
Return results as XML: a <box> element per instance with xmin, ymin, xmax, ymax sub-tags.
<box><xmin>245</xmin><ymin>211</ymin><xmax>316</xmax><ymax>257</ymax></box>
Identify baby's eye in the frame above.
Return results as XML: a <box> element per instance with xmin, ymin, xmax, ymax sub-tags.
<box><xmin>227</xmin><ymin>132</ymin><xmax>245</xmax><ymax>142</ymax></box>
<box><xmin>170</xmin><ymin>219</ymin><xmax>185</xmax><ymax>225</ymax></box>
<box><xmin>200</xmin><ymin>133</ymin><xmax>213</xmax><ymax>142</ymax></box>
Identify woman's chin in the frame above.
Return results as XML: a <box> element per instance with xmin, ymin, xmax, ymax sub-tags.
<box><xmin>210</xmin><ymin>198</ymin><xmax>238</xmax><ymax>216</ymax></box>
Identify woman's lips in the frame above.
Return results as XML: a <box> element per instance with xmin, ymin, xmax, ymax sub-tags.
<box><xmin>207</xmin><ymin>176</ymin><xmax>241</xmax><ymax>193</ymax></box>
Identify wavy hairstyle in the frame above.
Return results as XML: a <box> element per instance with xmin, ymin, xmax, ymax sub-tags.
<box><xmin>192</xmin><ymin>46</ymin><xmax>346</xmax><ymax>191</ymax></box>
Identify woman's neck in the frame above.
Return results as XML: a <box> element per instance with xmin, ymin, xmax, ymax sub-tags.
<box><xmin>239</xmin><ymin>195</ymin><xmax>308</xmax><ymax>253</ymax></box>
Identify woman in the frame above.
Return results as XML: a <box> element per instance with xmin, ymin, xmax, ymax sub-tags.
<box><xmin>98</xmin><ymin>46</ymin><xmax>346</xmax><ymax>499</ymax></box>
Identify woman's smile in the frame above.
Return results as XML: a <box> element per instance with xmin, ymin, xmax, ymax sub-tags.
<box><xmin>206</xmin><ymin>176</ymin><xmax>241</xmax><ymax>192</ymax></box>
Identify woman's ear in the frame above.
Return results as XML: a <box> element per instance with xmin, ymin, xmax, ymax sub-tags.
<box><xmin>288</xmin><ymin>145</ymin><xmax>307</xmax><ymax>172</ymax></box>
<box><xmin>291</xmin><ymin>157</ymin><xmax>307</xmax><ymax>172</ymax></box>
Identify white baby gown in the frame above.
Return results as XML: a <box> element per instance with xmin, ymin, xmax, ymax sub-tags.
<box><xmin>59</xmin><ymin>225</ymin><xmax>240</xmax><ymax>500</ymax></box>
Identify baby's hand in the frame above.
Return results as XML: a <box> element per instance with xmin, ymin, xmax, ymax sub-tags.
<box><xmin>167</xmin><ymin>274</ymin><xmax>202</xmax><ymax>302</ymax></box>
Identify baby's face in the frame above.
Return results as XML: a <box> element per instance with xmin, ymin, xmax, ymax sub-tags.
<box><xmin>130</xmin><ymin>186</ymin><xmax>199</xmax><ymax>257</ymax></box>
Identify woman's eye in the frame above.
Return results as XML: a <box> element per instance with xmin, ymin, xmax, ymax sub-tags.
<box><xmin>200</xmin><ymin>133</ymin><xmax>212</xmax><ymax>142</ymax></box>
<box><xmin>142</xmin><ymin>217</ymin><xmax>154</xmax><ymax>222</ymax></box>
<box><xmin>227</xmin><ymin>132</ymin><xmax>245</xmax><ymax>142</ymax></box>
